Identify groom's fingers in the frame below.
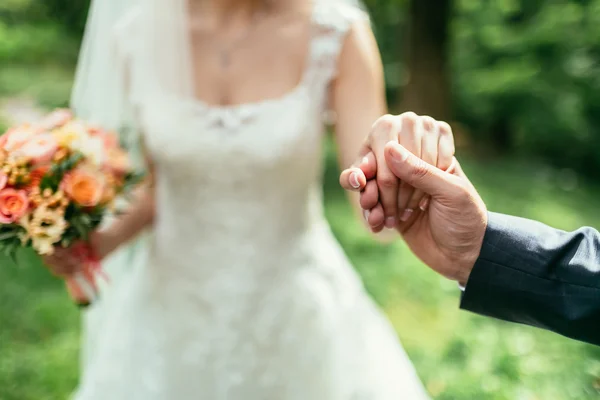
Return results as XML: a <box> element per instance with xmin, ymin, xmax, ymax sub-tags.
<box><xmin>360</xmin><ymin>180</ymin><xmax>379</xmax><ymax>210</ymax></box>
<box><xmin>364</xmin><ymin>203</ymin><xmax>385</xmax><ymax>232</ymax></box>
<box><xmin>384</xmin><ymin>142</ymin><xmax>462</xmax><ymax>198</ymax></box>
<box><xmin>369</xmin><ymin>115</ymin><xmax>401</xmax><ymax>227</ymax></box>
<box><xmin>416</xmin><ymin>157</ymin><xmax>459</xmax><ymax>212</ymax></box>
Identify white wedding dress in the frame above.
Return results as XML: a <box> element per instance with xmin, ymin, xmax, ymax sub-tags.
<box><xmin>73</xmin><ymin>3</ymin><xmax>429</xmax><ymax>400</ymax></box>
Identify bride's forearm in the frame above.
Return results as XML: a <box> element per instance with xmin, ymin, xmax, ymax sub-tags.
<box><xmin>96</xmin><ymin>185</ymin><xmax>154</xmax><ymax>257</ymax></box>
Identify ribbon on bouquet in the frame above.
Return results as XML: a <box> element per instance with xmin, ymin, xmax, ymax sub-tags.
<box><xmin>65</xmin><ymin>243</ymin><xmax>108</xmax><ymax>308</ymax></box>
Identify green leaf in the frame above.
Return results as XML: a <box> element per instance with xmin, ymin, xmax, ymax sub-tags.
<box><xmin>0</xmin><ymin>231</ymin><xmax>19</xmax><ymax>241</ymax></box>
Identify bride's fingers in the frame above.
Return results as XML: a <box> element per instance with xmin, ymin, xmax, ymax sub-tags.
<box><xmin>360</xmin><ymin>180</ymin><xmax>379</xmax><ymax>210</ymax></box>
<box><xmin>396</xmin><ymin>116</ymin><xmax>422</xmax><ymax>220</ymax></box>
<box><xmin>369</xmin><ymin>116</ymin><xmax>402</xmax><ymax>227</ymax></box>
<box><xmin>43</xmin><ymin>252</ymin><xmax>79</xmax><ymax>277</ymax></box>
<box><xmin>339</xmin><ymin>152</ymin><xmax>377</xmax><ymax>192</ymax></box>
<box><xmin>340</xmin><ymin>167</ymin><xmax>367</xmax><ymax>191</ymax></box>
<box><xmin>436</xmin><ymin>121</ymin><xmax>455</xmax><ymax>172</ymax></box>
<box><xmin>410</xmin><ymin>121</ymin><xmax>456</xmax><ymax>214</ymax></box>
<box><xmin>405</xmin><ymin>117</ymin><xmax>438</xmax><ymax>214</ymax></box>
<box><xmin>397</xmin><ymin>181</ymin><xmax>414</xmax><ymax>221</ymax></box>
<box><xmin>358</xmin><ymin>152</ymin><xmax>377</xmax><ymax>180</ymax></box>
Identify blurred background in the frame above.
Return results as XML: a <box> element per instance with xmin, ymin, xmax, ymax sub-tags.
<box><xmin>1</xmin><ymin>0</ymin><xmax>600</xmax><ymax>399</ymax></box>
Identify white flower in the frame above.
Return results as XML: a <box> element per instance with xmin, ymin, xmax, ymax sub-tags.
<box><xmin>71</xmin><ymin>135</ymin><xmax>106</xmax><ymax>166</ymax></box>
<box><xmin>32</xmin><ymin>237</ymin><xmax>56</xmax><ymax>256</ymax></box>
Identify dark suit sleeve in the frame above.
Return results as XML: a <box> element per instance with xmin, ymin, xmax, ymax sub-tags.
<box><xmin>460</xmin><ymin>212</ymin><xmax>600</xmax><ymax>345</ymax></box>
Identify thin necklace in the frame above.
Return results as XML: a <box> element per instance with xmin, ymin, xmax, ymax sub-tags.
<box><xmin>218</xmin><ymin>8</ymin><xmax>266</xmax><ymax>69</ymax></box>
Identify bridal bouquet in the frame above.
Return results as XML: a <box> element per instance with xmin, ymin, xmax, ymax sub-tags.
<box><xmin>0</xmin><ymin>109</ymin><xmax>143</xmax><ymax>306</ymax></box>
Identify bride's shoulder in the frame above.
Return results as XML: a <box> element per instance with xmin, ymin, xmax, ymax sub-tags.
<box><xmin>312</xmin><ymin>1</ymin><xmax>369</xmax><ymax>33</ymax></box>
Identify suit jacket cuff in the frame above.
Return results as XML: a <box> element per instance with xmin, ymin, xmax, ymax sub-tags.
<box><xmin>459</xmin><ymin>212</ymin><xmax>600</xmax><ymax>345</ymax></box>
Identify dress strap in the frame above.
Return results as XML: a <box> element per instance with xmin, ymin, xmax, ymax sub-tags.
<box><xmin>304</xmin><ymin>2</ymin><xmax>370</xmax><ymax>90</ymax></box>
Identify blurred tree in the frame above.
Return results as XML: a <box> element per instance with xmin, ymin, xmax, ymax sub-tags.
<box><xmin>452</xmin><ymin>0</ymin><xmax>600</xmax><ymax>174</ymax></box>
<box><xmin>42</xmin><ymin>0</ymin><xmax>90</xmax><ymax>37</ymax></box>
<box><xmin>3</xmin><ymin>0</ymin><xmax>600</xmax><ymax>177</ymax></box>
<box><xmin>399</xmin><ymin>0</ymin><xmax>453</xmax><ymax>120</ymax></box>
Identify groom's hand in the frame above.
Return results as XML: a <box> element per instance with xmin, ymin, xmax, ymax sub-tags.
<box><xmin>341</xmin><ymin>114</ymin><xmax>487</xmax><ymax>284</ymax></box>
<box><xmin>383</xmin><ymin>142</ymin><xmax>487</xmax><ymax>284</ymax></box>
<box><xmin>339</xmin><ymin>113</ymin><xmax>455</xmax><ymax>232</ymax></box>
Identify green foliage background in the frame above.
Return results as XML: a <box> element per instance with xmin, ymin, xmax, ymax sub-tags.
<box><xmin>1</xmin><ymin>1</ymin><xmax>599</xmax><ymax>399</ymax></box>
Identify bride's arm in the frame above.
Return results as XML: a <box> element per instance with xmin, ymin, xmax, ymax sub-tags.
<box><xmin>330</xmin><ymin>20</ymin><xmax>390</xmax><ymax>235</ymax></box>
<box><xmin>92</xmin><ymin>140</ymin><xmax>155</xmax><ymax>258</ymax></box>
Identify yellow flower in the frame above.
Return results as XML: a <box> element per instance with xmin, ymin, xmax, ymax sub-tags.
<box><xmin>19</xmin><ymin>205</ymin><xmax>69</xmax><ymax>255</ymax></box>
<box><xmin>52</xmin><ymin>121</ymin><xmax>88</xmax><ymax>148</ymax></box>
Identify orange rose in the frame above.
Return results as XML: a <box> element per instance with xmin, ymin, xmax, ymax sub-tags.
<box><xmin>60</xmin><ymin>168</ymin><xmax>105</xmax><ymax>207</ymax></box>
<box><xmin>0</xmin><ymin>189</ymin><xmax>29</xmax><ymax>223</ymax></box>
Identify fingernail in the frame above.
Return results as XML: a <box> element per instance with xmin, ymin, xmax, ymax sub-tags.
<box><xmin>361</xmin><ymin>156</ymin><xmax>369</xmax><ymax>165</ymax></box>
<box><xmin>400</xmin><ymin>209</ymin><xmax>413</xmax><ymax>222</ymax></box>
<box><xmin>363</xmin><ymin>209</ymin><xmax>370</xmax><ymax>222</ymax></box>
<box><xmin>385</xmin><ymin>217</ymin><xmax>396</xmax><ymax>228</ymax></box>
<box><xmin>349</xmin><ymin>172</ymin><xmax>360</xmax><ymax>189</ymax></box>
<box><xmin>419</xmin><ymin>197</ymin><xmax>429</xmax><ymax>211</ymax></box>
<box><xmin>390</xmin><ymin>143</ymin><xmax>409</xmax><ymax>162</ymax></box>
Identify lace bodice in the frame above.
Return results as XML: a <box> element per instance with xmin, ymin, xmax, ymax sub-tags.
<box><xmin>124</xmin><ymin>3</ymin><xmax>369</xmax><ymax>273</ymax></box>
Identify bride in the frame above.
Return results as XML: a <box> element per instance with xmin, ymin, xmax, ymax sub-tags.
<box><xmin>43</xmin><ymin>0</ymin><xmax>452</xmax><ymax>398</ymax></box>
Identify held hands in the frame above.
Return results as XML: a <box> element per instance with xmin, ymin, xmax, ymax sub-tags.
<box><xmin>340</xmin><ymin>113</ymin><xmax>488</xmax><ymax>284</ymax></box>
<box><xmin>339</xmin><ymin>113</ymin><xmax>455</xmax><ymax>232</ymax></box>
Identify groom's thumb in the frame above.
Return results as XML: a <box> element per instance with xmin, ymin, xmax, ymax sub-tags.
<box><xmin>384</xmin><ymin>142</ymin><xmax>458</xmax><ymax>197</ymax></box>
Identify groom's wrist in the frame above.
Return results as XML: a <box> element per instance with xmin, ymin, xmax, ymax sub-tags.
<box><xmin>456</xmin><ymin>213</ymin><xmax>488</xmax><ymax>288</ymax></box>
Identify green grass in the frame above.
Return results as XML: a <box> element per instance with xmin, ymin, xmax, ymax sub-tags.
<box><xmin>1</xmin><ymin>146</ymin><xmax>599</xmax><ymax>399</ymax></box>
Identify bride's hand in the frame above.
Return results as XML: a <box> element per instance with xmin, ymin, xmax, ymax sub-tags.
<box><xmin>339</xmin><ymin>112</ymin><xmax>455</xmax><ymax>232</ymax></box>
<box><xmin>42</xmin><ymin>246</ymin><xmax>84</xmax><ymax>278</ymax></box>
<box><xmin>88</xmin><ymin>230</ymin><xmax>120</xmax><ymax>260</ymax></box>
<box><xmin>42</xmin><ymin>231</ymin><xmax>117</xmax><ymax>277</ymax></box>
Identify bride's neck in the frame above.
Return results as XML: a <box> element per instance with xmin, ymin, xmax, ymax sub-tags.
<box><xmin>189</xmin><ymin>0</ymin><xmax>271</xmax><ymax>21</ymax></box>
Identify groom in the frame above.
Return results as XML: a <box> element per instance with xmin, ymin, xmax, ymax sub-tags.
<box><xmin>340</xmin><ymin>112</ymin><xmax>600</xmax><ymax>346</ymax></box>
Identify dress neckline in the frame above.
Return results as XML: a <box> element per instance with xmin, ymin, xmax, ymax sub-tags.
<box><xmin>186</xmin><ymin>4</ymin><xmax>318</xmax><ymax>113</ymax></box>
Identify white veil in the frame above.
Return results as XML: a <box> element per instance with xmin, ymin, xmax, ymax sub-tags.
<box><xmin>71</xmin><ymin>0</ymin><xmax>193</xmax><ymax>137</ymax></box>
<box><xmin>70</xmin><ymin>0</ymin><xmax>196</xmax><ymax>373</ymax></box>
